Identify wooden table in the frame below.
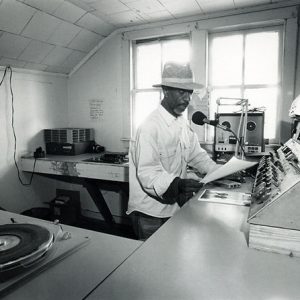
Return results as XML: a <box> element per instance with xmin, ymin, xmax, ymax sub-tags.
<box><xmin>21</xmin><ymin>154</ymin><xmax>129</xmax><ymax>226</ymax></box>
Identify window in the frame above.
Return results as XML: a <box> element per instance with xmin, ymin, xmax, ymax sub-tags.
<box><xmin>132</xmin><ymin>36</ymin><xmax>190</xmax><ymax>134</ymax></box>
<box><xmin>208</xmin><ymin>26</ymin><xmax>282</xmax><ymax>143</ymax></box>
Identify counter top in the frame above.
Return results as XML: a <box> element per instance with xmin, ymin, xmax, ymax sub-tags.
<box><xmin>0</xmin><ymin>211</ymin><xmax>141</xmax><ymax>300</ymax></box>
<box><xmin>21</xmin><ymin>154</ymin><xmax>129</xmax><ymax>182</ymax></box>
<box><xmin>86</xmin><ymin>195</ymin><xmax>300</xmax><ymax>300</ymax></box>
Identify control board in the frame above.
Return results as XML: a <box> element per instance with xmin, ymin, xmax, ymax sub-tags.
<box><xmin>249</xmin><ymin>139</ymin><xmax>300</xmax><ymax>218</ymax></box>
<box><xmin>248</xmin><ymin>139</ymin><xmax>300</xmax><ymax>256</ymax></box>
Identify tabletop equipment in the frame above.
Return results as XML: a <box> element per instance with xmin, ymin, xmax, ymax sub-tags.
<box><xmin>44</xmin><ymin>128</ymin><xmax>94</xmax><ymax>155</ymax></box>
<box><xmin>0</xmin><ymin>219</ymin><xmax>89</xmax><ymax>297</ymax></box>
<box><xmin>248</xmin><ymin>138</ymin><xmax>300</xmax><ymax>257</ymax></box>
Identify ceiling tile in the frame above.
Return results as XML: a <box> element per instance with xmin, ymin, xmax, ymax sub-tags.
<box><xmin>61</xmin><ymin>50</ymin><xmax>86</xmax><ymax>69</ymax></box>
<box><xmin>18</xmin><ymin>40</ymin><xmax>55</xmax><ymax>63</ymax></box>
<box><xmin>65</xmin><ymin>0</ymin><xmax>95</xmax><ymax>12</ymax></box>
<box><xmin>142</xmin><ymin>10</ymin><xmax>173</xmax><ymax>22</ymax></box>
<box><xmin>126</xmin><ymin>0</ymin><xmax>165</xmax><ymax>14</ymax></box>
<box><xmin>21</xmin><ymin>11</ymin><xmax>61</xmax><ymax>42</ymax></box>
<box><xmin>47</xmin><ymin>21</ymin><xmax>81</xmax><ymax>47</ymax></box>
<box><xmin>42</xmin><ymin>46</ymin><xmax>73</xmax><ymax>66</ymax></box>
<box><xmin>0</xmin><ymin>0</ymin><xmax>283</xmax><ymax>75</ymax></box>
<box><xmin>53</xmin><ymin>1</ymin><xmax>86</xmax><ymax>23</ymax></box>
<box><xmin>90</xmin><ymin>0</ymin><xmax>129</xmax><ymax>15</ymax></box>
<box><xmin>24</xmin><ymin>61</ymin><xmax>48</xmax><ymax>71</ymax></box>
<box><xmin>162</xmin><ymin>0</ymin><xmax>202</xmax><ymax>17</ymax></box>
<box><xmin>0</xmin><ymin>32</ymin><xmax>31</xmax><ymax>59</ymax></box>
<box><xmin>197</xmin><ymin>0</ymin><xmax>234</xmax><ymax>13</ymax></box>
<box><xmin>67</xmin><ymin>29</ymin><xmax>103</xmax><ymax>52</ymax></box>
<box><xmin>104</xmin><ymin>10</ymin><xmax>145</xmax><ymax>26</ymax></box>
<box><xmin>78</xmin><ymin>0</ymin><xmax>97</xmax><ymax>4</ymax></box>
<box><xmin>234</xmin><ymin>0</ymin><xmax>270</xmax><ymax>8</ymax></box>
<box><xmin>75</xmin><ymin>13</ymin><xmax>115</xmax><ymax>36</ymax></box>
<box><xmin>0</xmin><ymin>57</ymin><xmax>27</xmax><ymax>68</ymax></box>
<box><xmin>0</xmin><ymin>0</ymin><xmax>36</xmax><ymax>34</ymax></box>
<box><xmin>45</xmin><ymin>64</ymin><xmax>72</xmax><ymax>74</ymax></box>
<box><xmin>23</xmin><ymin>0</ymin><xmax>63</xmax><ymax>14</ymax></box>
<box><xmin>120</xmin><ymin>0</ymin><xmax>141</xmax><ymax>3</ymax></box>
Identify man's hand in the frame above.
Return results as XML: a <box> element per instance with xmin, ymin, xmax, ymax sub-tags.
<box><xmin>177</xmin><ymin>179</ymin><xmax>203</xmax><ymax>207</ymax></box>
<box><xmin>178</xmin><ymin>179</ymin><xmax>203</xmax><ymax>194</ymax></box>
<box><xmin>162</xmin><ymin>177</ymin><xmax>204</xmax><ymax>207</ymax></box>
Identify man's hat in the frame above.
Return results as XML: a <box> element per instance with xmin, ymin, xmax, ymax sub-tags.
<box><xmin>153</xmin><ymin>62</ymin><xmax>203</xmax><ymax>91</ymax></box>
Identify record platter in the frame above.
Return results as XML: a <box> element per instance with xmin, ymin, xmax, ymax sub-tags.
<box><xmin>0</xmin><ymin>217</ymin><xmax>90</xmax><ymax>297</ymax></box>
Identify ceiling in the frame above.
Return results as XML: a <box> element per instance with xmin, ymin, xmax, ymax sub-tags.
<box><xmin>0</xmin><ymin>0</ymin><xmax>292</xmax><ymax>75</ymax></box>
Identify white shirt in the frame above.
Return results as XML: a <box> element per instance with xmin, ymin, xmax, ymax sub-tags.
<box><xmin>127</xmin><ymin>105</ymin><xmax>218</xmax><ymax>218</ymax></box>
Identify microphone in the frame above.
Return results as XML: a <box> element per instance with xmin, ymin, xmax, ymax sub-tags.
<box><xmin>192</xmin><ymin>111</ymin><xmax>231</xmax><ymax>132</ymax></box>
<box><xmin>191</xmin><ymin>111</ymin><xmax>246</xmax><ymax>157</ymax></box>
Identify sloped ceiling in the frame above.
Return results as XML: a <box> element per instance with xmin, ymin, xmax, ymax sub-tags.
<box><xmin>0</xmin><ymin>0</ymin><xmax>291</xmax><ymax>75</ymax></box>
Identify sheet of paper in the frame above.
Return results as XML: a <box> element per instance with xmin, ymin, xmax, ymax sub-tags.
<box><xmin>198</xmin><ymin>189</ymin><xmax>251</xmax><ymax>206</ymax></box>
<box><xmin>200</xmin><ymin>156</ymin><xmax>258</xmax><ymax>184</ymax></box>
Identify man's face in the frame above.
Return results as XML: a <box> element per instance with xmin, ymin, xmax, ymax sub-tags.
<box><xmin>163</xmin><ymin>86</ymin><xmax>193</xmax><ymax>117</ymax></box>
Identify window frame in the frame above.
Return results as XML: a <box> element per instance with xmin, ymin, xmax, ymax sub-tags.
<box><xmin>207</xmin><ymin>25</ymin><xmax>283</xmax><ymax>144</ymax></box>
<box><xmin>131</xmin><ymin>35</ymin><xmax>190</xmax><ymax>135</ymax></box>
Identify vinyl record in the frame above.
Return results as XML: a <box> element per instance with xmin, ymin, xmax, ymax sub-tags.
<box><xmin>0</xmin><ymin>224</ymin><xmax>52</xmax><ymax>267</ymax></box>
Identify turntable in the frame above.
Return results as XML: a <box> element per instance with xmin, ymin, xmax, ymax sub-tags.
<box><xmin>0</xmin><ymin>223</ymin><xmax>53</xmax><ymax>279</ymax></box>
<box><xmin>0</xmin><ymin>218</ymin><xmax>89</xmax><ymax>297</ymax></box>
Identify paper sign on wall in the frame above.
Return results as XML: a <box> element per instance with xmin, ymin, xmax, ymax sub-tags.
<box><xmin>89</xmin><ymin>99</ymin><xmax>104</xmax><ymax>121</ymax></box>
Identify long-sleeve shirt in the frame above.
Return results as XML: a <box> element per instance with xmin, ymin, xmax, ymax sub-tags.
<box><xmin>127</xmin><ymin>105</ymin><xmax>218</xmax><ymax>218</ymax></box>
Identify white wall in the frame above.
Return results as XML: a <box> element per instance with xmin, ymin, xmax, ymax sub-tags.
<box><xmin>0</xmin><ymin>69</ymin><xmax>68</xmax><ymax>213</ymax></box>
<box><xmin>67</xmin><ymin>35</ymin><xmax>129</xmax><ymax>222</ymax></box>
<box><xmin>68</xmin><ymin>35</ymin><xmax>128</xmax><ymax>153</ymax></box>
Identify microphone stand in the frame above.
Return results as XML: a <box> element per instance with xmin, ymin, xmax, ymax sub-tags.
<box><xmin>216</xmin><ymin>97</ymin><xmax>249</xmax><ymax>160</ymax></box>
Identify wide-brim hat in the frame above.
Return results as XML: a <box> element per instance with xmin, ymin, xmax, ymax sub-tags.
<box><xmin>153</xmin><ymin>62</ymin><xmax>203</xmax><ymax>90</ymax></box>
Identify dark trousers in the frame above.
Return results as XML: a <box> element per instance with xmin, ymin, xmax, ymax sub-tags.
<box><xmin>130</xmin><ymin>211</ymin><xmax>169</xmax><ymax>241</ymax></box>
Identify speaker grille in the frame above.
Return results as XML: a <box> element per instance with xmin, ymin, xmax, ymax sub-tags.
<box><xmin>44</xmin><ymin>128</ymin><xmax>94</xmax><ymax>144</ymax></box>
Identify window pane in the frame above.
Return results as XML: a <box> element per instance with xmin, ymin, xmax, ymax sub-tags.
<box><xmin>210</xmin><ymin>88</ymin><xmax>242</xmax><ymax>119</ymax></box>
<box><xmin>206</xmin><ymin>88</ymin><xmax>241</xmax><ymax>142</ymax></box>
<box><xmin>210</xmin><ymin>35</ymin><xmax>243</xmax><ymax>85</ymax></box>
<box><xmin>245</xmin><ymin>32</ymin><xmax>279</xmax><ymax>85</ymax></box>
<box><xmin>134</xmin><ymin>91</ymin><xmax>161</xmax><ymax>130</ymax></box>
<box><xmin>162</xmin><ymin>39</ymin><xmax>190</xmax><ymax>64</ymax></box>
<box><xmin>136</xmin><ymin>43</ymin><xmax>161</xmax><ymax>89</ymax></box>
<box><xmin>244</xmin><ymin>88</ymin><xmax>278</xmax><ymax>139</ymax></box>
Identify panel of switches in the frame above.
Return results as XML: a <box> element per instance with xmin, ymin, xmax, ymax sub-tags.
<box><xmin>251</xmin><ymin>139</ymin><xmax>300</xmax><ymax>208</ymax></box>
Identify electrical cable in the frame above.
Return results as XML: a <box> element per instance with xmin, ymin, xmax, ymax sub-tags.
<box><xmin>0</xmin><ymin>67</ymin><xmax>8</xmax><ymax>86</ymax></box>
<box><xmin>3</xmin><ymin>66</ymin><xmax>36</xmax><ymax>186</ymax></box>
<box><xmin>228</xmin><ymin>128</ymin><xmax>247</xmax><ymax>157</ymax></box>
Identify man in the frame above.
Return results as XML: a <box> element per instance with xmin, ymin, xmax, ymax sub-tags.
<box><xmin>127</xmin><ymin>62</ymin><xmax>218</xmax><ymax>240</ymax></box>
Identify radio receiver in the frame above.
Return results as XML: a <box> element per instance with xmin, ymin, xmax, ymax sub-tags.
<box><xmin>214</xmin><ymin>112</ymin><xmax>265</xmax><ymax>158</ymax></box>
<box><xmin>44</xmin><ymin>128</ymin><xmax>94</xmax><ymax>155</ymax></box>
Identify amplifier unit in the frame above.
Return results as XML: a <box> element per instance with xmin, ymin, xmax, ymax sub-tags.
<box><xmin>44</xmin><ymin>128</ymin><xmax>94</xmax><ymax>155</ymax></box>
<box><xmin>214</xmin><ymin>112</ymin><xmax>265</xmax><ymax>155</ymax></box>
<box><xmin>45</xmin><ymin>142</ymin><xmax>92</xmax><ymax>156</ymax></box>
<box><xmin>44</xmin><ymin>128</ymin><xmax>94</xmax><ymax>144</ymax></box>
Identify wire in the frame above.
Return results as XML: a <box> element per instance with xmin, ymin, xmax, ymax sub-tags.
<box><xmin>0</xmin><ymin>67</ymin><xmax>8</xmax><ymax>86</ymax></box>
<box><xmin>228</xmin><ymin>128</ymin><xmax>246</xmax><ymax>157</ymax></box>
<box><xmin>2</xmin><ymin>66</ymin><xmax>36</xmax><ymax>186</ymax></box>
